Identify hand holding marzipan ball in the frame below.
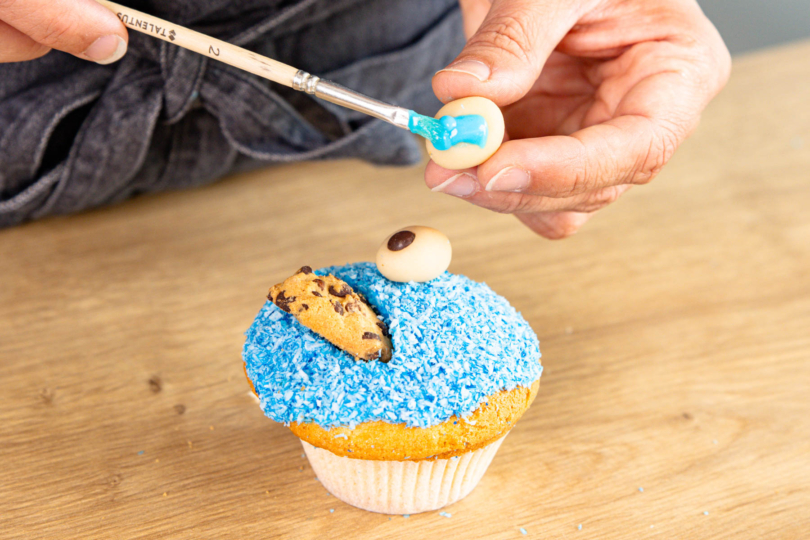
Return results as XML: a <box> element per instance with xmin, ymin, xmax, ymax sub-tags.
<box><xmin>376</xmin><ymin>226</ymin><xmax>452</xmax><ymax>283</ymax></box>
<box><xmin>426</xmin><ymin>97</ymin><xmax>505</xmax><ymax>170</ymax></box>
<box><xmin>426</xmin><ymin>0</ymin><xmax>731</xmax><ymax>240</ymax></box>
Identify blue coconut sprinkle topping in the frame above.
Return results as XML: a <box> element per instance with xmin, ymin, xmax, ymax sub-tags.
<box><xmin>242</xmin><ymin>262</ymin><xmax>542</xmax><ymax>429</ymax></box>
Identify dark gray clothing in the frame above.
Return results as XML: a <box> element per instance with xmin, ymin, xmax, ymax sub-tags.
<box><xmin>0</xmin><ymin>0</ymin><xmax>463</xmax><ymax>228</ymax></box>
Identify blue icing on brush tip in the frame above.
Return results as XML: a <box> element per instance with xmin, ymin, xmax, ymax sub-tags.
<box><xmin>243</xmin><ymin>262</ymin><xmax>542</xmax><ymax>429</ymax></box>
<box><xmin>408</xmin><ymin>111</ymin><xmax>488</xmax><ymax>150</ymax></box>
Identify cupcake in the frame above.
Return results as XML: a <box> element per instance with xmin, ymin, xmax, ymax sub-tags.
<box><xmin>243</xmin><ymin>227</ymin><xmax>542</xmax><ymax>514</ymax></box>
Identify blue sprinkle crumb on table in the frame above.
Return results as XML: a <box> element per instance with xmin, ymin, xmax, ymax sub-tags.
<box><xmin>403</xmin><ymin>514</ymin><xmax>410</xmax><ymax>518</ymax></box>
<box><xmin>704</xmin><ymin>511</ymin><xmax>709</xmax><ymax>515</ymax></box>
<box><xmin>519</xmin><ymin>527</ymin><xmax>528</xmax><ymax>535</ymax></box>
<box><xmin>329</xmin><ymin>509</ymin><xmax>334</xmax><ymax>513</ymax></box>
<box><xmin>578</xmin><ymin>524</ymin><xmax>583</xmax><ymax>530</ymax></box>
<box><xmin>137</xmin><ymin>451</ymin><xmax>144</xmax><ymax>455</ymax></box>
<box><xmin>438</xmin><ymin>511</ymin><xmax>452</xmax><ymax>518</ymax></box>
<box><xmin>639</xmin><ymin>487</ymin><xmax>644</xmax><ymax>492</ymax></box>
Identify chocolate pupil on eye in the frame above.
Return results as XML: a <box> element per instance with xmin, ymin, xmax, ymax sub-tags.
<box><xmin>387</xmin><ymin>230</ymin><xmax>416</xmax><ymax>252</ymax></box>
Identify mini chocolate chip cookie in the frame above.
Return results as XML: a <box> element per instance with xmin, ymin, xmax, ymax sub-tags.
<box><xmin>268</xmin><ymin>266</ymin><xmax>392</xmax><ymax>361</ymax></box>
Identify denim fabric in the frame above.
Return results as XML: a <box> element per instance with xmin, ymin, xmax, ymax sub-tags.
<box><xmin>0</xmin><ymin>0</ymin><xmax>463</xmax><ymax>227</ymax></box>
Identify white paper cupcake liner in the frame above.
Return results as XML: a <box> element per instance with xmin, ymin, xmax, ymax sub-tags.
<box><xmin>301</xmin><ymin>433</ymin><xmax>508</xmax><ymax>515</ymax></box>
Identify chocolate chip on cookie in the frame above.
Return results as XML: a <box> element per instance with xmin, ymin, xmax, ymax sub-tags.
<box><xmin>268</xmin><ymin>268</ymin><xmax>393</xmax><ymax>362</ymax></box>
<box><xmin>329</xmin><ymin>284</ymin><xmax>350</xmax><ymax>298</ymax></box>
<box><xmin>273</xmin><ymin>290</ymin><xmax>296</xmax><ymax>313</ymax></box>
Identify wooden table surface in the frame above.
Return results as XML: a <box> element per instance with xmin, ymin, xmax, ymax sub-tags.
<box><xmin>2</xmin><ymin>40</ymin><xmax>810</xmax><ymax>540</ymax></box>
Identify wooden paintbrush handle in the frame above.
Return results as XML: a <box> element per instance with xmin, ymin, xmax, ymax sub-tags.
<box><xmin>96</xmin><ymin>1</ymin><xmax>411</xmax><ymax>130</ymax></box>
<box><xmin>96</xmin><ymin>0</ymin><xmax>300</xmax><ymax>88</ymax></box>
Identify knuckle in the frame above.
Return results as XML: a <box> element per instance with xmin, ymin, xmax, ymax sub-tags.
<box><xmin>566</xmin><ymin>136</ymin><xmax>625</xmax><ymax>197</ymax></box>
<box><xmin>634</xmin><ymin>124</ymin><xmax>679</xmax><ymax>185</ymax></box>
<box><xmin>679</xmin><ymin>30</ymin><xmax>731</xmax><ymax>96</ymax></box>
<box><xmin>488</xmin><ymin>193</ymin><xmax>535</xmax><ymax>215</ymax></box>
<box><xmin>32</xmin><ymin>15</ymin><xmax>79</xmax><ymax>48</ymax></box>
<box><xmin>577</xmin><ymin>186</ymin><xmax>623</xmax><ymax>212</ymax></box>
<box><xmin>569</xmin><ymin>164</ymin><xmax>588</xmax><ymax>196</ymax></box>
<box><xmin>40</xmin><ymin>22</ymin><xmax>71</xmax><ymax>45</ymax></box>
<box><xmin>692</xmin><ymin>28</ymin><xmax>732</xmax><ymax>91</ymax></box>
<box><xmin>563</xmin><ymin>145</ymin><xmax>592</xmax><ymax>197</ymax></box>
<box><xmin>470</xmin><ymin>14</ymin><xmax>535</xmax><ymax>64</ymax></box>
<box><xmin>491</xmin><ymin>203</ymin><xmax>516</xmax><ymax>215</ymax></box>
<box><xmin>494</xmin><ymin>196</ymin><xmax>524</xmax><ymax>215</ymax></box>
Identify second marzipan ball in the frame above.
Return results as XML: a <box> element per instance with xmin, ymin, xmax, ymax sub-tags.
<box><xmin>376</xmin><ymin>226</ymin><xmax>452</xmax><ymax>282</ymax></box>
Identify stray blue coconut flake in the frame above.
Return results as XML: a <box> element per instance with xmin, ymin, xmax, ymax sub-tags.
<box><xmin>520</xmin><ymin>528</ymin><xmax>528</xmax><ymax>535</ymax></box>
<box><xmin>243</xmin><ymin>262</ymin><xmax>542</xmax><ymax>428</ymax></box>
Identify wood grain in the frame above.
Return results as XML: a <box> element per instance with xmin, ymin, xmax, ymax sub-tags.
<box><xmin>2</xmin><ymin>40</ymin><xmax>810</xmax><ymax>539</ymax></box>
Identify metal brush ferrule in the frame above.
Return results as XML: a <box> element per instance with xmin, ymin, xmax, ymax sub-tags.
<box><xmin>292</xmin><ymin>70</ymin><xmax>410</xmax><ymax>129</ymax></box>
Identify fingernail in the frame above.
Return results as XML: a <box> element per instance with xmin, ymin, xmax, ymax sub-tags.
<box><xmin>431</xmin><ymin>173</ymin><xmax>479</xmax><ymax>198</ymax></box>
<box><xmin>436</xmin><ymin>60</ymin><xmax>490</xmax><ymax>82</ymax></box>
<box><xmin>486</xmin><ymin>167</ymin><xmax>531</xmax><ymax>192</ymax></box>
<box><xmin>83</xmin><ymin>35</ymin><xmax>127</xmax><ymax>65</ymax></box>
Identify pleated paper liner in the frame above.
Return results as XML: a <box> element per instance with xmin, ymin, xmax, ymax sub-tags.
<box><xmin>301</xmin><ymin>433</ymin><xmax>508</xmax><ymax>514</ymax></box>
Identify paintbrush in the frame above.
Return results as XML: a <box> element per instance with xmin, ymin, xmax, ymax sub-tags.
<box><xmin>95</xmin><ymin>0</ymin><xmax>487</xmax><ymax>150</ymax></box>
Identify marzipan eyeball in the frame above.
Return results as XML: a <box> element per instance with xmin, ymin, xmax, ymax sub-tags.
<box><xmin>426</xmin><ymin>96</ymin><xmax>505</xmax><ymax>170</ymax></box>
<box><xmin>376</xmin><ymin>226</ymin><xmax>452</xmax><ymax>282</ymax></box>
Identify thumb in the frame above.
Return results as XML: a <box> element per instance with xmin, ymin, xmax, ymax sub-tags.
<box><xmin>434</xmin><ymin>0</ymin><xmax>580</xmax><ymax>106</ymax></box>
<box><xmin>1</xmin><ymin>0</ymin><xmax>128</xmax><ymax>64</ymax></box>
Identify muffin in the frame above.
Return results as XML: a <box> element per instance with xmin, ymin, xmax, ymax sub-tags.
<box><xmin>243</xmin><ymin>256</ymin><xmax>542</xmax><ymax>514</ymax></box>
